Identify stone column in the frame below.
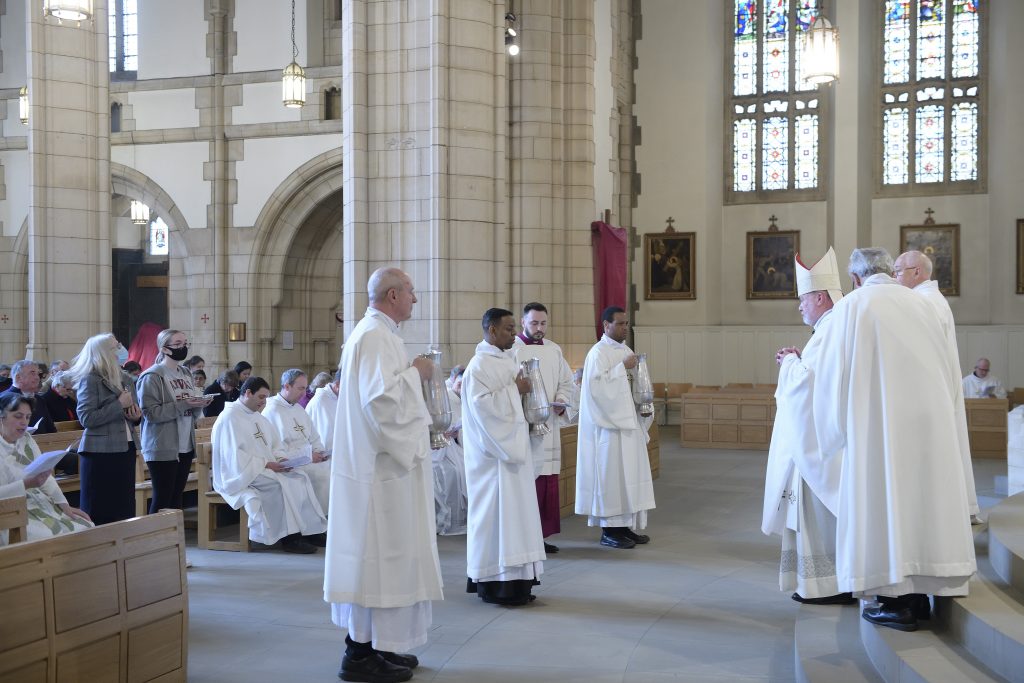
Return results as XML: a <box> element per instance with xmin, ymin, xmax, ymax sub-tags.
<box><xmin>26</xmin><ymin>1</ymin><xmax>112</xmax><ymax>361</ymax></box>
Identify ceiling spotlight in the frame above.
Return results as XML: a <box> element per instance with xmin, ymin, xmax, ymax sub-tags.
<box><xmin>505</xmin><ymin>12</ymin><xmax>520</xmax><ymax>56</ymax></box>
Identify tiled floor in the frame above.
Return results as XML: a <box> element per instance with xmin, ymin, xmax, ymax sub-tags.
<box><xmin>186</xmin><ymin>434</ymin><xmax>1004</xmax><ymax>682</ymax></box>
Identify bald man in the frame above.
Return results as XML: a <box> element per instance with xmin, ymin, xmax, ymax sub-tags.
<box><xmin>963</xmin><ymin>358</ymin><xmax>1006</xmax><ymax>400</ymax></box>
<box><xmin>895</xmin><ymin>250</ymin><xmax>981</xmax><ymax>522</ymax></box>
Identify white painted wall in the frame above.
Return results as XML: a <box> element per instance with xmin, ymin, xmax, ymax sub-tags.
<box><xmin>1</xmin><ymin>97</ymin><xmax>26</xmax><ymax>139</ymax></box>
<box><xmin>593</xmin><ymin>0</ymin><xmax>614</xmax><ymax>217</ymax></box>
<box><xmin>234</xmin><ymin>0</ymin><xmax>309</xmax><ymax>73</ymax></box>
<box><xmin>137</xmin><ymin>0</ymin><xmax>209</xmax><ymax>79</ymax></box>
<box><xmin>128</xmin><ymin>89</ymin><xmax>200</xmax><ymax>129</ymax></box>
<box><xmin>0</xmin><ymin>0</ymin><xmax>27</xmax><ymax>89</ymax></box>
<box><xmin>234</xmin><ymin>82</ymin><xmax>303</xmax><ymax>124</ymax></box>
<box><xmin>234</xmin><ymin>134</ymin><xmax>340</xmax><ymax>226</ymax></box>
<box><xmin>112</xmin><ymin>142</ymin><xmax>210</xmax><ymax>231</ymax></box>
<box><xmin>0</xmin><ymin>151</ymin><xmax>29</xmax><ymax>238</ymax></box>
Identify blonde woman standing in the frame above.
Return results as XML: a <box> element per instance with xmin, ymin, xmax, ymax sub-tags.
<box><xmin>70</xmin><ymin>333</ymin><xmax>141</xmax><ymax>525</ymax></box>
<box><xmin>137</xmin><ymin>329</ymin><xmax>211</xmax><ymax>513</ymax></box>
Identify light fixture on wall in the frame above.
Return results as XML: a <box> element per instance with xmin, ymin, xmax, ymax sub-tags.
<box><xmin>18</xmin><ymin>86</ymin><xmax>28</xmax><ymax>124</ymax></box>
<box><xmin>228</xmin><ymin>323</ymin><xmax>247</xmax><ymax>342</ymax></box>
<box><xmin>43</xmin><ymin>0</ymin><xmax>92</xmax><ymax>23</ymax></box>
<box><xmin>130</xmin><ymin>200</ymin><xmax>150</xmax><ymax>225</ymax></box>
<box><xmin>505</xmin><ymin>13</ymin><xmax>520</xmax><ymax>56</ymax></box>
<box><xmin>800</xmin><ymin>13</ymin><xmax>839</xmax><ymax>85</ymax></box>
<box><xmin>282</xmin><ymin>0</ymin><xmax>306</xmax><ymax>108</ymax></box>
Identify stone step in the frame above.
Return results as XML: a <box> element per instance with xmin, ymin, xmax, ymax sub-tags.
<box><xmin>794</xmin><ymin>603</ymin><xmax>883</xmax><ymax>683</ymax></box>
<box><xmin>860</xmin><ymin>601</ymin><xmax>1004</xmax><ymax>683</ymax></box>
<box><xmin>989</xmin><ymin>492</ymin><xmax>1024</xmax><ymax>594</ymax></box>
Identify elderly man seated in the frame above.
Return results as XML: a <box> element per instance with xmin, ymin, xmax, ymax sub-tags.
<box><xmin>0</xmin><ymin>360</ymin><xmax>56</xmax><ymax>434</ymax></box>
<box><xmin>261</xmin><ymin>369</ymin><xmax>332</xmax><ymax>512</ymax></box>
<box><xmin>962</xmin><ymin>358</ymin><xmax>1007</xmax><ymax>399</ymax></box>
<box><xmin>212</xmin><ymin>376</ymin><xmax>327</xmax><ymax>554</ymax></box>
<box><xmin>306</xmin><ymin>369</ymin><xmax>340</xmax><ymax>452</ymax></box>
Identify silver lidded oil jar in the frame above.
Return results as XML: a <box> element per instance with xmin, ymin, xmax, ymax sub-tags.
<box><xmin>520</xmin><ymin>357</ymin><xmax>552</xmax><ymax>436</ymax></box>
<box><xmin>420</xmin><ymin>347</ymin><xmax>452</xmax><ymax>449</ymax></box>
<box><xmin>632</xmin><ymin>352</ymin><xmax>655</xmax><ymax>418</ymax></box>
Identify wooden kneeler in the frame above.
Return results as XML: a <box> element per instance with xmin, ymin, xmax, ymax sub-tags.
<box><xmin>196</xmin><ymin>441</ymin><xmax>250</xmax><ymax>552</ymax></box>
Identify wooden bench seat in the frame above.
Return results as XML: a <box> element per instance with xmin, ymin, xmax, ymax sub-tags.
<box><xmin>196</xmin><ymin>440</ymin><xmax>249</xmax><ymax>552</ymax></box>
<box><xmin>32</xmin><ymin>430</ymin><xmax>83</xmax><ymax>495</ymax></box>
<box><xmin>0</xmin><ymin>495</ymin><xmax>28</xmax><ymax>543</ymax></box>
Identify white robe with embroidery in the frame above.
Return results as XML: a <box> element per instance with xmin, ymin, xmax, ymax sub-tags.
<box><xmin>512</xmin><ymin>337</ymin><xmax>576</xmax><ymax>477</ymax></box>
<box><xmin>262</xmin><ymin>393</ymin><xmax>332</xmax><ymax>511</ymax></box>
<box><xmin>810</xmin><ymin>274</ymin><xmax>976</xmax><ymax>596</ymax></box>
<box><xmin>575</xmin><ymin>335</ymin><xmax>655</xmax><ymax>528</ymax></box>
<box><xmin>914</xmin><ymin>279</ymin><xmax>979</xmax><ymax>516</ymax></box>
<box><xmin>211</xmin><ymin>400</ymin><xmax>326</xmax><ymax>545</ymax></box>
<box><xmin>306</xmin><ymin>385</ymin><xmax>339</xmax><ymax>455</ymax></box>
<box><xmin>462</xmin><ymin>341</ymin><xmax>545</xmax><ymax>581</ymax></box>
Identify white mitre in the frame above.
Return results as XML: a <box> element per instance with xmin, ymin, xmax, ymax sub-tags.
<box><xmin>795</xmin><ymin>247</ymin><xmax>844</xmax><ymax>304</ymax></box>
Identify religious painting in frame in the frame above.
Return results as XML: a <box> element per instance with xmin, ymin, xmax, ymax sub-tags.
<box><xmin>899</xmin><ymin>223</ymin><xmax>960</xmax><ymax>296</ymax></box>
<box><xmin>746</xmin><ymin>229</ymin><xmax>800</xmax><ymax>300</ymax></box>
<box><xmin>1017</xmin><ymin>219</ymin><xmax>1024</xmax><ymax>294</ymax></box>
<box><xmin>644</xmin><ymin>229</ymin><xmax>696</xmax><ymax>300</ymax></box>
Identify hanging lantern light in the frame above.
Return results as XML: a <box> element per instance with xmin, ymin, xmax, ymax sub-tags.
<box><xmin>282</xmin><ymin>0</ymin><xmax>306</xmax><ymax>108</ymax></box>
<box><xmin>43</xmin><ymin>0</ymin><xmax>92</xmax><ymax>22</ymax></box>
<box><xmin>19</xmin><ymin>86</ymin><xmax>28</xmax><ymax>124</ymax></box>
<box><xmin>130</xmin><ymin>200</ymin><xmax>150</xmax><ymax>225</ymax></box>
<box><xmin>801</xmin><ymin>14</ymin><xmax>840</xmax><ymax>85</ymax></box>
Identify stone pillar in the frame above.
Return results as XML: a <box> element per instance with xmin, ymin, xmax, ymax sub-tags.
<box><xmin>341</xmin><ymin>0</ymin><xmax>507</xmax><ymax>364</ymax></box>
<box><xmin>26</xmin><ymin>1</ymin><xmax>112</xmax><ymax>361</ymax></box>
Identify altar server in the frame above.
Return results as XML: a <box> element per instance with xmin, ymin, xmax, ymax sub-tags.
<box><xmin>212</xmin><ymin>376</ymin><xmax>326</xmax><ymax>554</ymax></box>
<box><xmin>811</xmin><ymin>248</ymin><xmax>976</xmax><ymax>632</ymax></box>
<box><xmin>575</xmin><ymin>306</ymin><xmax>655</xmax><ymax>549</ymax></box>
<box><xmin>462</xmin><ymin>308</ymin><xmax>545</xmax><ymax>605</ymax></box>
<box><xmin>262</xmin><ymin>368</ymin><xmax>331</xmax><ymax>511</ymax></box>
<box><xmin>512</xmin><ymin>302</ymin><xmax>576</xmax><ymax>553</ymax></box>
<box><xmin>324</xmin><ymin>267</ymin><xmax>442</xmax><ymax>683</ymax></box>
<box><xmin>762</xmin><ymin>248</ymin><xmax>849</xmax><ymax>605</ymax></box>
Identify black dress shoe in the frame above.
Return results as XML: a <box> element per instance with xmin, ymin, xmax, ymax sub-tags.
<box><xmin>623</xmin><ymin>528</ymin><xmax>650</xmax><ymax>544</ymax></box>
<box><xmin>600</xmin><ymin>531</ymin><xmax>636</xmax><ymax>549</ymax></box>
<box><xmin>378</xmin><ymin>651</ymin><xmax>418</xmax><ymax>669</ymax></box>
<box><xmin>792</xmin><ymin>592</ymin><xmax>856</xmax><ymax>605</ymax></box>
<box><xmin>339</xmin><ymin>653</ymin><xmax>412</xmax><ymax>682</ymax></box>
<box><xmin>280</xmin><ymin>535</ymin><xmax>317</xmax><ymax>554</ymax></box>
<box><xmin>862</xmin><ymin>604</ymin><xmax>918</xmax><ymax>632</ymax></box>
<box><xmin>304</xmin><ymin>532</ymin><xmax>328</xmax><ymax>547</ymax></box>
<box><xmin>910</xmin><ymin>593</ymin><xmax>931</xmax><ymax>620</ymax></box>
<box><xmin>543</xmin><ymin>542</ymin><xmax>560</xmax><ymax>554</ymax></box>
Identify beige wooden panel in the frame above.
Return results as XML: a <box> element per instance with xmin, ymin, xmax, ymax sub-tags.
<box><xmin>682</xmin><ymin>423</ymin><xmax>709</xmax><ymax>443</ymax></box>
<box><xmin>711</xmin><ymin>403</ymin><xmax>739</xmax><ymax>421</ymax></box>
<box><xmin>739</xmin><ymin>425</ymin><xmax>768</xmax><ymax>444</ymax></box>
<box><xmin>970</xmin><ymin>432</ymin><xmax>1007</xmax><ymax>458</ymax></box>
<box><xmin>0</xmin><ymin>659</ymin><xmax>47</xmax><ymax>683</ymax></box>
<box><xmin>127</xmin><ymin>614</ymin><xmax>184</xmax><ymax>683</ymax></box>
<box><xmin>0</xmin><ymin>581</ymin><xmax>46</xmax><ymax>651</ymax></box>
<box><xmin>683</xmin><ymin>402</ymin><xmax>710</xmax><ymax>420</ymax></box>
<box><xmin>740</xmin><ymin>403</ymin><xmax>768</xmax><ymax>421</ymax></box>
<box><xmin>56</xmin><ymin>634</ymin><xmax>120</xmax><ymax>683</ymax></box>
<box><xmin>125</xmin><ymin>548</ymin><xmax>183</xmax><ymax>611</ymax></box>
<box><xmin>711</xmin><ymin>424</ymin><xmax>738</xmax><ymax>443</ymax></box>
<box><xmin>971</xmin><ymin>409</ymin><xmax>1008</xmax><ymax>428</ymax></box>
<box><xmin>53</xmin><ymin>563</ymin><xmax>119</xmax><ymax>633</ymax></box>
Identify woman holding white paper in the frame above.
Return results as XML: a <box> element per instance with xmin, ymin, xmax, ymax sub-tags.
<box><xmin>0</xmin><ymin>393</ymin><xmax>92</xmax><ymax>541</ymax></box>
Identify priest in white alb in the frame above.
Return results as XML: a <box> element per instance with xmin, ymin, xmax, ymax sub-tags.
<box><xmin>894</xmin><ymin>250</ymin><xmax>981</xmax><ymax>523</ymax></box>
<box><xmin>324</xmin><ymin>267</ymin><xmax>442</xmax><ymax>683</ymax></box>
<box><xmin>462</xmin><ymin>308</ymin><xmax>546</xmax><ymax>605</ymax></box>
<box><xmin>962</xmin><ymin>357</ymin><xmax>1007</xmax><ymax>399</ymax></box>
<box><xmin>762</xmin><ymin>247</ymin><xmax>850</xmax><ymax>605</ymax></box>
<box><xmin>262</xmin><ymin>368</ymin><xmax>332</xmax><ymax>512</ymax></box>
<box><xmin>511</xmin><ymin>302</ymin><xmax>576</xmax><ymax>553</ymax></box>
<box><xmin>575</xmin><ymin>306</ymin><xmax>655</xmax><ymax>550</ymax></box>
<box><xmin>211</xmin><ymin>376</ymin><xmax>327</xmax><ymax>554</ymax></box>
<box><xmin>431</xmin><ymin>366</ymin><xmax>467</xmax><ymax>535</ymax></box>
<box><xmin>810</xmin><ymin>248</ymin><xmax>976</xmax><ymax>632</ymax></box>
<box><xmin>306</xmin><ymin>369</ymin><xmax>340</xmax><ymax>455</ymax></box>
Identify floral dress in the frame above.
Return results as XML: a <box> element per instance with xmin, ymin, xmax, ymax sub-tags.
<box><xmin>0</xmin><ymin>434</ymin><xmax>93</xmax><ymax>542</ymax></box>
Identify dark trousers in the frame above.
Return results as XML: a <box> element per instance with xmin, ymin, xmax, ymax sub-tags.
<box><xmin>79</xmin><ymin>444</ymin><xmax>137</xmax><ymax>525</ymax></box>
<box><xmin>148</xmin><ymin>451</ymin><xmax>195</xmax><ymax>513</ymax></box>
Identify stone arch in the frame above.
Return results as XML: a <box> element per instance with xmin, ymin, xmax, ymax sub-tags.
<box><xmin>248</xmin><ymin>148</ymin><xmax>343</xmax><ymax>375</ymax></box>
<box><xmin>0</xmin><ymin>218</ymin><xmax>31</xmax><ymax>361</ymax></box>
<box><xmin>110</xmin><ymin>162</ymin><xmax>193</xmax><ymax>252</ymax></box>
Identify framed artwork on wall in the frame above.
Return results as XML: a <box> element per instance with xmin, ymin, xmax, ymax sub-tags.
<box><xmin>1017</xmin><ymin>219</ymin><xmax>1024</xmax><ymax>295</ymax></box>
<box><xmin>900</xmin><ymin>212</ymin><xmax>960</xmax><ymax>296</ymax></box>
<box><xmin>746</xmin><ymin>220</ymin><xmax>800</xmax><ymax>300</ymax></box>
<box><xmin>644</xmin><ymin>223</ymin><xmax>696</xmax><ymax>300</ymax></box>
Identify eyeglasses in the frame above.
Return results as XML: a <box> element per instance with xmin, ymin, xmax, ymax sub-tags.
<box><xmin>893</xmin><ymin>266</ymin><xmax>919</xmax><ymax>276</ymax></box>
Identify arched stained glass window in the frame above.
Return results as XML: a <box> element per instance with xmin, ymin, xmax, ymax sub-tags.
<box><xmin>149</xmin><ymin>217</ymin><xmax>169</xmax><ymax>257</ymax></box>
<box><xmin>727</xmin><ymin>0</ymin><xmax>828</xmax><ymax>203</ymax></box>
<box><xmin>879</xmin><ymin>0</ymin><xmax>984</xmax><ymax>193</ymax></box>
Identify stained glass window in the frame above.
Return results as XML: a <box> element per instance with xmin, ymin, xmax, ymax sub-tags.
<box><xmin>728</xmin><ymin>0</ymin><xmax>825</xmax><ymax>200</ymax></box>
<box><xmin>109</xmin><ymin>0</ymin><xmax>139</xmax><ymax>77</ymax></box>
<box><xmin>880</xmin><ymin>0</ymin><xmax>983</xmax><ymax>189</ymax></box>
<box><xmin>149</xmin><ymin>217</ymin><xmax>169</xmax><ymax>257</ymax></box>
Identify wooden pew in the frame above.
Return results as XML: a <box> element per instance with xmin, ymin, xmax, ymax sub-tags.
<box><xmin>0</xmin><ymin>510</ymin><xmax>189</xmax><ymax>682</ymax></box>
<box><xmin>0</xmin><ymin>495</ymin><xmax>28</xmax><ymax>544</ymax></box>
<box><xmin>195</xmin><ymin>441</ymin><xmax>249</xmax><ymax>552</ymax></box>
<box><xmin>54</xmin><ymin>419</ymin><xmax>83</xmax><ymax>432</ymax></box>
<box><xmin>681</xmin><ymin>388</ymin><xmax>776</xmax><ymax>450</ymax></box>
<box><xmin>965</xmin><ymin>398</ymin><xmax>1009</xmax><ymax>458</ymax></box>
<box><xmin>196</xmin><ymin>416</ymin><xmax>217</xmax><ymax>429</ymax></box>
<box><xmin>664</xmin><ymin>383</ymin><xmax>692</xmax><ymax>424</ymax></box>
<box><xmin>133</xmin><ymin>426</ymin><xmax>214</xmax><ymax>516</ymax></box>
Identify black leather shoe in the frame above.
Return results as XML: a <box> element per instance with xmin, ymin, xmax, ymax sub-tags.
<box><xmin>378</xmin><ymin>652</ymin><xmax>418</xmax><ymax>669</ymax></box>
<box><xmin>304</xmin><ymin>532</ymin><xmax>328</xmax><ymax>547</ymax></box>
<box><xmin>792</xmin><ymin>592</ymin><xmax>856</xmax><ymax>605</ymax></box>
<box><xmin>600</xmin><ymin>531</ymin><xmax>636</xmax><ymax>549</ymax></box>
<box><xmin>280</xmin><ymin>535</ymin><xmax>317</xmax><ymax>554</ymax></box>
<box><xmin>544</xmin><ymin>542</ymin><xmax>560</xmax><ymax>554</ymax></box>
<box><xmin>910</xmin><ymin>594</ymin><xmax>931</xmax><ymax>620</ymax></box>
<box><xmin>339</xmin><ymin>653</ymin><xmax>412</xmax><ymax>682</ymax></box>
<box><xmin>862</xmin><ymin>604</ymin><xmax>918</xmax><ymax>632</ymax></box>
<box><xmin>623</xmin><ymin>528</ymin><xmax>650</xmax><ymax>544</ymax></box>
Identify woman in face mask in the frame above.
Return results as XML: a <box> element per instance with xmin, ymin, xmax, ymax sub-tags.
<box><xmin>67</xmin><ymin>333</ymin><xmax>142</xmax><ymax>525</ymax></box>
<box><xmin>136</xmin><ymin>329</ymin><xmax>211</xmax><ymax>515</ymax></box>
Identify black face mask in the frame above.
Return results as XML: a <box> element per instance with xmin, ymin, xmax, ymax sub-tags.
<box><xmin>165</xmin><ymin>345</ymin><xmax>189</xmax><ymax>362</ymax></box>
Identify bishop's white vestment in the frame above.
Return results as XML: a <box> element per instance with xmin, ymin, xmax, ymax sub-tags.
<box><xmin>810</xmin><ymin>274</ymin><xmax>976</xmax><ymax>597</ymax></box>
<box><xmin>575</xmin><ymin>335</ymin><xmax>655</xmax><ymax>529</ymax></box>
<box><xmin>324</xmin><ymin>308</ymin><xmax>442</xmax><ymax>652</ymax></box>
<box><xmin>762</xmin><ymin>309</ymin><xmax>844</xmax><ymax>598</ymax></box>
<box><xmin>914</xmin><ymin>279</ymin><xmax>979</xmax><ymax>516</ymax></box>
<box><xmin>432</xmin><ymin>386</ymin><xmax>467</xmax><ymax>535</ymax></box>
<box><xmin>211</xmin><ymin>400</ymin><xmax>326</xmax><ymax>546</ymax></box>
<box><xmin>262</xmin><ymin>393</ymin><xmax>332</xmax><ymax>511</ymax></box>
<box><xmin>306</xmin><ymin>385</ymin><xmax>339</xmax><ymax>455</ymax></box>
<box><xmin>462</xmin><ymin>341</ymin><xmax>545</xmax><ymax>587</ymax></box>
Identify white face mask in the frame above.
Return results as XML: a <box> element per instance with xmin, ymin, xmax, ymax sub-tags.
<box><xmin>116</xmin><ymin>344</ymin><xmax>129</xmax><ymax>366</ymax></box>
